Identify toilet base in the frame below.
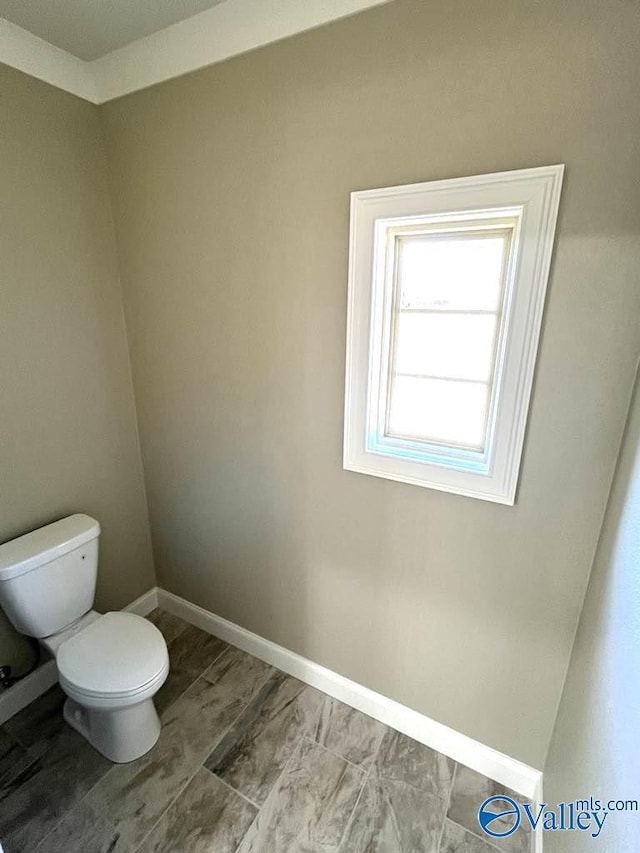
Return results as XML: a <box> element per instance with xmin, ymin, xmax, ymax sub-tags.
<box><xmin>63</xmin><ymin>696</ymin><xmax>161</xmax><ymax>763</ymax></box>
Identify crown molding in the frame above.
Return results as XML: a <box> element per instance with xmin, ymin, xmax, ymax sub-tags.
<box><xmin>0</xmin><ymin>0</ymin><xmax>392</xmax><ymax>105</ymax></box>
<box><xmin>0</xmin><ymin>17</ymin><xmax>98</xmax><ymax>102</ymax></box>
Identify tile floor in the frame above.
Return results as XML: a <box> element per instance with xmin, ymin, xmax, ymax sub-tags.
<box><xmin>0</xmin><ymin>610</ymin><xmax>534</xmax><ymax>852</ymax></box>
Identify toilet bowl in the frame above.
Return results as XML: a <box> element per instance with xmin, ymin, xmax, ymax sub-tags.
<box><xmin>52</xmin><ymin>610</ymin><xmax>168</xmax><ymax>762</ymax></box>
<box><xmin>0</xmin><ymin>515</ymin><xmax>169</xmax><ymax>763</ymax></box>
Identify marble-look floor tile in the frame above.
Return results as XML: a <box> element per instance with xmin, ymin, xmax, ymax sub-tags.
<box><xmin>205</xmin><ymin>671</ymin><xmax>325</xmax><ymax>806</ymax></box>
<box><xmin>146</xmin><ymin>609</ymin><xmax>189</xmax><ymax>646</ymax></box>
<box><xmin>340</xmin><ymin>729</ymin><xmax>454</xmax><ymax>853</ymax></box>
<box><xmin>155</xmin><ymin>624</ymin><xmax>229</xmax><ymax>714</ymax></box>
<box><xmin>0</xmin><ymin>635</ymin><xmax>536</xmax><ymax>853</ymax></box>
<box><xmin>439</xmin><ymin>819</ymin><xmax>501</xmax><ymax>853</ymax></box>
<box><xmin>139</xmin><ymin>766</ymin><xmax>257</xmax><ymax>853</ymax></box>
<box><xmin>238</xmin><ymin>738</ymin><xmax>364</xmax><ymax>853</ymax></box>
<box><xmin>3</xmin><ymin>685</ymin><xmax>66</xmax><ymax>754</ymax></box>
<box><xmin>85</xmin><ymin>675</ymin><xmax>246</xmax><ymax>850</ymax></box>
<box><xmin>0</xmin><ymin>725</ymin><xmax>111</xmax><ymax>853</ymax></box>
<box><xmin>0</xmin><ymin>726</ymin><xmax>37</xmax><ymax>788</ymax></box>
<box><xmin>340</xmin><ymin>764</ymin><xmax>448</xmax><ymax>852</ymax></box>
<box><xmin>35</xmin><ymin>799</ymin><xmax>131</xmax><ymax>853</ymax></box>
<box><xmin>310</xmin><ymin>696</ymin><xmax>387</xmax><ymax>769</ymax></box>
<box><xmin>203</xmin><ymin>646</ymin><xmax>274</xmax><ymax>703</ymax></box>
<box><xmin>377</xmin><ymin>729</ymin><xmax>455</xmax><ymax>799</ymax></box>
<box><xmin>447</xmin><ymin>765</ymin><xmax>533</xmax><ymax>853</ymax></box>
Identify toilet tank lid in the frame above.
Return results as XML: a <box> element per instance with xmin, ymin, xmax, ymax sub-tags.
<box><xmin>0</xmin><ymin>515</ymin><xmax>100</xmax><ymax>581</ymax></box>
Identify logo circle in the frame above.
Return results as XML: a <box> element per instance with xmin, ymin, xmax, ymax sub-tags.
<box><xmin>478</xmin><ymin>795</ymin><xmax>521</xmax><ymax>838</ymax></box>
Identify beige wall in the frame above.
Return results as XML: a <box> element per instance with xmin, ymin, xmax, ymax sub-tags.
<box><xmin>0</xmin><ymin>65</ymin><xmax>155</xmax><ymax>634</ymax></box>
<box><xmin>544</xmin><ymin>370</ymin><xmax>640</xmax><ymax>852</ymax></box>
<box><xmin>103</xmin><ymin>0</ymin><xmax>640</xmax><ymax>767</ymax></box>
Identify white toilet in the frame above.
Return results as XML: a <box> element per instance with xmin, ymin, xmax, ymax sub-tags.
<box><xmin>0</xmin><ymin>514</ymin><xmax>169</xmax><ymax>763</ymax></box>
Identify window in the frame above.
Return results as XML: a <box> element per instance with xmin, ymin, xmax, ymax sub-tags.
<box><xmin>343</xmin><ymin>165</ymin><xmax>564</xmax><ymax>504</ymax></box>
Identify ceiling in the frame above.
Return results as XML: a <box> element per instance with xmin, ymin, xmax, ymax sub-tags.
<box><xmin>0</xmin><ymin>0</ymin><xmax>228</xmax><ymax>60</ymax></box>
<box><xmin>0</xmin><ymin>0</ymin><xmax>393</xmax><ymax>103</ymax></box>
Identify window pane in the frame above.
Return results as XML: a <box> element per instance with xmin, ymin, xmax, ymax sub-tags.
<box><xmin>394</xmin><ymin>312</ymin><xmax>497</xmax><ymax>382</ymax></box>
<box><xmin>387</xmin><ymin>376</ymin><xmax>489</xmax><ymax>449</ymax></box>
<box><xmin>399</xmin><ymin>233</ymin><xmax>507</xmax><ymax>311</ymax></box>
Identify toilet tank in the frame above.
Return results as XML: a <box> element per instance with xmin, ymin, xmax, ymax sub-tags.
<box><xmin>0</xmin><ymin>515</ymin><xmax>100</xmax><ymax>638</ymax></box>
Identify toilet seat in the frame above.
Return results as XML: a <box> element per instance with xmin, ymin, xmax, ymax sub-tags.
<box><xmin>57</xmin><ymin>612</ymin><xmax>168</xmax><ymax>705</ymax></box>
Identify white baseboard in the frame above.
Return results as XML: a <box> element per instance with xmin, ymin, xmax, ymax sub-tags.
<box><xmin>0</xmin><ymin>581</ymin><xmax>544</xmax><ymax>813</ymax></box>
<box><xmin>123</xmin><ymin>586</ymin><xmax>159</xmax><ymax>616</ymax></box>
<box><xmin>0</xmin><ymin>658</ymin><xmax>58</xmax><ymax>725</ymax></box>
<box><xmin>157</xmin><ymin>587</ymin><xmax>543</xmax><ymax>801</ymax></box>
<box><xmin>0</xmin><ymin>586</ymin><xmax>160</xmax><ymax>724</ymax></box>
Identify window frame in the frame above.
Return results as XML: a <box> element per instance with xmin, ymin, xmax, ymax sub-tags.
<box><xmin>343</xmin><ymin>165</ymin><xmax>564</xmax><ymax>504</ymax></box>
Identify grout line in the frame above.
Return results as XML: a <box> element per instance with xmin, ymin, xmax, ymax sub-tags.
<box><xmin>303</xmin><ymin>692</ymin><xmax>388</xmax><ymax>773</ymax></box>
<box><xmin>234</xmin><ymin>670</ymin><xmax>276</xmax><ymax>705</ymax></box>
<box><xmin>372</xmin><ymin>733</ymin><xmax>456</xmax><ymax>801</ymax></box>
<box><xmin>24</xmin><ymin>609</ymin><xmax>524</xmax><ymax>853</ymax></box>
<box><xmin>31</xmin><ymin>808</ymin><xmax>74</xmax><ymax>851</ymax></box>
<box><xmin>336</xmin><ymin>727</ymin><xmax>386</xmax><ymax>851</ymax></box>
<box><xmin>159</xmin><ymin>644</ymin><xmax>228</xmax><ymax>714</ymax></box>
<box><xmin>436</xmin><ymin>761</ymin><xmax>458</xmax><ymax>851</ymax></box>
<box><xmin>2</xmin><ymin>736</ymin><xmax>43</xmax><ymax>782</ymax></box>
<box><xmin>27</xmin><ymin>695</ymin><xmax>121</xmax><ymax>850</ymax></box>
<box><xmin>230</xmin><ymin>731</ymin><xmax>310</xmax><ymax>853</ymax></box>
<box><xmin>199</xmin><ymin>645</ymin><xmax>233</xmax><ymax>684</ymax></box>
<box><xmin>302</xmin><ymin>733</ymin><xmax>369</xmax><ymax>774</ymax></box>
<box><xmin>441</xmin><ymin>760</ymin><xmax>508</xmax><ymax>851</ymax></box>
<box><xmin>32</xmin><ymin>763</ymin><xmax>119</xmax><ymax>852</ymax></box>
<box><xmin>131</xmin><ymin>764</ymin><xmax>203</xmax><ymax>852</ymax></box>
<box><xmin>56</xmin><ymin>621</ymin><xmax>264</xmax><ymax>852</ymax></box>
<box><xmin>444</xmin><ymin>816</ymin><xmax>504</xmax><ymax>852</ymax></box>
<box><xmin>3</xmin><ymin>691</ymin><xmax>60</xmax><ymax>752</ymax></box>
<box><xmin>154</xmin><ymin>615</ymin><xmax>230</xmax><ymax>718</ymax></box>
<box><xmin>157</xmin><ymin>590</ymin><xmax>542</xmax><ymax>800</ymax></box>
<box><xmin>22</xmin><ymin>611</ymin><xmax>259</xmax><ymax>853</ymax></box>
<box><xmin>198</xmin><ymin>668</ymin><xmax>280</xmax><ymax>772</ymax></box>
<box><xmin>201</xmin><ymin>764</ymin><xmax>262</xmax><ymax>810</ymax></box>
<box><xmin>132</xmin><ymin>664</ymin><xmax>272</xmax><ymax>852</ymax></box>
<box><xmin>226</xmin><ymin>672</ymin><xmax>385</xmax><ymax>852</ymax></box>
<box><xmin>200</xmin><ymin>648</ymin><xmax>275</xmax><ymax>696</ymax></box>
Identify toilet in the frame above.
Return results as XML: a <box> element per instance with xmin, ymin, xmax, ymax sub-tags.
<box><xmin>0</xmin><ymin>514</ymin><xmax>169</xmax><ymax>763</ymax></box>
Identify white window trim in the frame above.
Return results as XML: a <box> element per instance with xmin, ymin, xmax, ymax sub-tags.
<box><xmin>343</xmin><ymin>164</ymin><xmax>564</xmax><ymax>505</ymax></box>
